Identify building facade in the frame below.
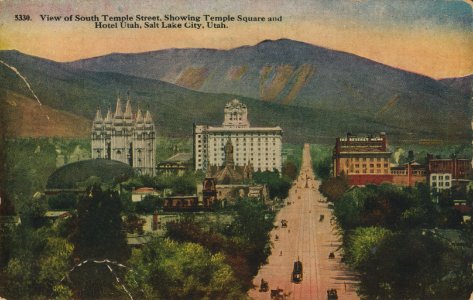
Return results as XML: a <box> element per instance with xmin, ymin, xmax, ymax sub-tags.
<box><xmin>194</xmin><ymin>99</ymin><xmax>283</xmax><ymax>172</ymax></box>
<box><xmin>427</xmin><ymin>156</ymin><xmax>471</xmax><ymax>180</ymax></box>
<box><xmin>429</xmin><ymin>173</ymin><xmax>452</xmax><ymax>191</ymax></box>
<box><xmin>91</xmin><ymin>96</ymin><xmax>156</xmax><ymax>176</ymax></box>
<box><xmin>390</xmin><ymin>162</ymin><xmax>427</xmax><ymax>187</ymax></box>
<box><xmin>332</xmin><ymin>133</ymin><xmax>392</xmax><ymax>185</ymax></box>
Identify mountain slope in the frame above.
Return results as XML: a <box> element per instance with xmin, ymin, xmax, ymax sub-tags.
<box><xmin>1</xmin><ymin>89</ymin><xmax>91</xmax><ymax>138</ymax></box>
<box><xmin>0</xmin><ymin>50</ymin><xmax>469</xmax><ymax>143</ymax></box>
<box><xmin>439</xmin><ymin>74</ymin><xmax>473</xmax><ymax>98</ymax></box>
<box><xmin>67</xmin><ymin>39</ymin><xmax>471</xmax><ymax>142</ymax></box>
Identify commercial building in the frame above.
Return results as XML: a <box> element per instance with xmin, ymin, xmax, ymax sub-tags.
<box><xmin>390</xmin><ymin>162</ymin><xmax>427</xmax><ymax>186</ymax></box>
<box><xmin>332</xmin><ymin>133</ymin><xmax>392</xmax><ymax>185</ymax></box>
<box><xmin>429</xmin><ymin>173</ymin><xmax>452</xmax><ymax>191</ymax></box>
<box><xmin>427</xmin><ymin>156</ymin><xmax>471</xmax><ymax>180</ymax></box>
<box><xmin>194</xmin><ymin>99</ymin><xmax>283</xmax><ymax>173</ymax></box>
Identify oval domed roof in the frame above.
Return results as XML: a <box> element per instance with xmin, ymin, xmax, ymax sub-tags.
<box><xmin>46</xmin><ymin>159</ymin><xmax>134</xmax><ymax>189</ymax></box>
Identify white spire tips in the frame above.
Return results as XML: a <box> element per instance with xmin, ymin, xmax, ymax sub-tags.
<box><xmin>105</xmin><ymin>108</ymin><xmax>113</xmax><ymax>123</ymax></box>
<box><xmin>114</xmin><ymin>96</ymin><xmax>123</xmax><ymax>117</ymax></box>
<box><xmin>144</xmin><ymin>110</ymin><xmax>153</xmax><ymax>124</ymax></box>
<box><xmin>135</xmin><ymin>109</ymin><xmax>144</xmax><ymax>123</ymax></box>
<box><xmin>94</xmin><ymin>107</ymin><xmax>103</xmax><ymax>123</ymax></box>
<box><xmin>124</xmin><ymin>98</ymin><xmax>133</xmax><ymax>118</ymax></box>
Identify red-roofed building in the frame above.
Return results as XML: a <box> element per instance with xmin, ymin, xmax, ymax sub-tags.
<box><xmin>131</xmin><ymin>187</ymin><xmax>160</xmax><ymax>202</ymax></box>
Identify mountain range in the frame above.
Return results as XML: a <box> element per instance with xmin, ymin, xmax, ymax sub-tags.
<box><xmin>1</xmin><ymin>39</ymin><xmax>471</xmax><ymax>143</ymax></box>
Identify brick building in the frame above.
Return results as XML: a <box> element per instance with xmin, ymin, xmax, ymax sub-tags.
<box><xmin>332</xmin><ymin>133</ymin><xmax>392</xmax><ymax>185</ymax></box>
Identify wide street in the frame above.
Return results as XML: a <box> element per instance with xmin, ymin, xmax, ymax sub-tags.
<box><xmin>249</xmin><ymin>144</ymin><xmax>359</xmax><ymax>300</ymax></box>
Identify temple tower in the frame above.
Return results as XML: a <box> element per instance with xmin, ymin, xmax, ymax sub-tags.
<box><xmin>91</xmin><ymin>94</ymin><xmax>156</xmax><ymax>176</ymax></box>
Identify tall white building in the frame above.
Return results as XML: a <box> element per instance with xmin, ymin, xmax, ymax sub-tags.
<box><xmin>91</xmin><ymin>95</ymin><xmax>156</xmax><ymax>176</ymax></box>
<box><xmin>194</xmin><ymin>99</ymin><xmax>283</xmax><ymax>172</ymax></box>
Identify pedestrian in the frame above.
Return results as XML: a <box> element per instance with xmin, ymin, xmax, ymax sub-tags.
<box><xmin>280</xmin><ymin>250</ymin><xmax>282</xmax><ymax>256</ymax></box>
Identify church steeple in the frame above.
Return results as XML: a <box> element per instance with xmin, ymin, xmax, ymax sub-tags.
<box><xmin>114</xmin><ymin>95</ymin><xmax>123</xmax><ymax>117</ymax></box>
<box><xmin>144</xmin><ymin>110</ymin><xmax>153</xmax><ymax>124</ymax></box>
<box><xmin>135</xmin><ymin>109</ymin><xmax>144</xmax><ymax>123</ymax></box>
<box><xmin>93</xmin><ymin>107</ymin><xmax>103</xmax><ymax>123</ymax></box>
<box><xmin>124</xmin><ymin>95</ymin><xmax>133</xmax><ymax>119</ymax></box>
<box><xmin>104</xmin><ymin>108</ymin><xmax>113</xmax><ymax>123</ymax></box>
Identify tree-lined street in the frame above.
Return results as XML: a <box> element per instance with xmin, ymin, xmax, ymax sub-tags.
<box><xmin>250</xmin><ymin>144</ymin><xmax>358</xmax><ymax>299</ymax></box>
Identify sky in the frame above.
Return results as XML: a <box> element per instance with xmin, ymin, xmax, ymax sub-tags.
<box><xmin>0</xmin><ymin>0</ymin><xmax>472</xmax><ymax>79</ymax></box>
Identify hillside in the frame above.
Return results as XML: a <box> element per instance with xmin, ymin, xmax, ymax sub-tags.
<box><xmin>1</xmin><ymin>89</ymin><xmax>91</xmax><ymax>138</ymax></box>
<box><xmin>0</xmin><ymin>49</ymin><xmax>469</xmax><ymax>143</ymax></box>
<box><xmin>439</xmin><ymin>74</ymin><xmax>473</xmax><ymax>98</ymax></box>
<box><xmin>67</xmin><ymin>39</ymin><xmax>470</xmax><ymax>143</ymax></box>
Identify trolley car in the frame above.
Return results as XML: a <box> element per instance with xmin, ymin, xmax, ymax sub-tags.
<box><xmin>291</xmin><ymin>260</ymin><xmax>303</xmax><ymax>283</ymax></box>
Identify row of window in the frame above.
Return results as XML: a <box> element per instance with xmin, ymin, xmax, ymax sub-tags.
<box><xmin>350</xmin><ymin>157</ymin><xmax>386</xmax><ymax>162</ymax></box>
<box><xmin>431</xmin><ymin>175</ymin><xmax>450</xmax><ymax>180</ymax></box>
<box><xmin>432</xmin><ymin>182</ymin><xmax>450</xmax><ymax>187</ymax></box>
<box><xmin>351</xmin><ymin>169</ymin><xmax>389</xmax><ymax>174</ymax></box>
<box><xmin>352</xmin><ymin>163</ymin><xmax>389</xmax><ymax>168</ymax></box>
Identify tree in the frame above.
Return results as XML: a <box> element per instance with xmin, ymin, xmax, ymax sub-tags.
<box><xmin>355</xmin><ymin>230</ymin><xmax>473</xmax><ymax>299</ymax></box>
<box><xmin>68</xmin><ymin>185</ymin><xmax>131</xmax><ymax>298</ymax></box>
<box><xmin>18</xmin><ymin>192</ymin><xmax>48</xmax><ymax>229</ymax></box>
<box><xmin>165</xmin><ymin>219</ymin><xmax>255</xmax><ymax>291</ymax></box>
<box><xmin>229</xmin><ymin>198</ymin><xmax>274</xmax><ymax>273</ymax></box>
<box><xmin>313</xmin><ymin>156</ymin><xmax>332</xmax><ymax>180</ymax></box>
<box><xmin>253</xmin><ymin>171</ymin><xmax>291</xmax><ymax>199</ymax></box>
<box><xmin>70</xmin><ymin>184</ymin><xmax>130</xmax><ymax>261</ymax></box>
<box><xmin>282</xmin><ymin>160</ymin><xmax>298</xmax><ymax>180</ymax></box>
<box><xmin>5</xmin><ymin>225</ymin><xmax>73</xmax><ymax>299</ymax></box>
<box><xmin>345</xmin><ymin>226</ymin><xmax>392</xmax><ymax>270</ymax></box>
<box><xmin>319</xmin><ymin>175</ymin><xmax>348</xmax><ymax>203</ymax></box>
<box><xmin>125</xmin><ymin>238</ymin><xmax>245</xmax><ymax>299</ymax></box>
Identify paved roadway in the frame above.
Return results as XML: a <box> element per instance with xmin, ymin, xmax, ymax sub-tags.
<box><xmin>249</xmin><ymin>144</ymin><xmax>359</xmax><ymax>300</ymax></box>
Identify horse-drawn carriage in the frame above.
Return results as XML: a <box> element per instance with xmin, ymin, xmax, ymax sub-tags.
<box><xmin>259</xmin><ymin>279</ymin><xmax>268</xmax><ymax>292</ymax></box>
<box><xmin>327</xmin><ymin>288</ymin><xmax>338</xmax><ymax>299</ymax></box>
<box><xmin>281</xmin><ymin>219</ymin><xmax>288</xmax><ymax>228</ymax></box>
<box><xmin>270</xmin><ymin>288</ymin><xmax>285</xmax><ymax>300</ymax></box>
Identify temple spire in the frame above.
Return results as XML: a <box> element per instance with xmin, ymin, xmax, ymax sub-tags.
<box><xmin>93</xmin><ymin>107</ymin><xmax>103</xmax><ymax>123</ymax></box>
<box><xmin>114</xmin><ymin>95</ymin><xmax>123</xmax><ymax>117</ymax></box>
<box><xmin>144</xmin><ymin>110</ymin><xmax>153</xmax><ymax>123</ymax></box>
<box><xmin>135</xmin><ymin>109</ymin><xmax>144</xmax><ymax>123</ymax></box>
<box><xmin>104</xmin><ymin>107</ymin><xmax>113</xmax><ymax>123</ymax></box>
<box><xmin>124</xmin><ymin>94</ymin><xmax>132</xmax><ymax>118</ymax></box>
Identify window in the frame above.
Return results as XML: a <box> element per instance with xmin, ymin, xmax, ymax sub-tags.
<box><xmin>432</xmin><ymin>175</ymin><xmax>437</xmax><ymax>180</ymax></box>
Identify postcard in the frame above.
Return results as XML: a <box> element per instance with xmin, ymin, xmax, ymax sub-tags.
<box><xmin>0</xmin><ymin>1</ymin><xmax>472</xmax><ymax>299</ymax></box>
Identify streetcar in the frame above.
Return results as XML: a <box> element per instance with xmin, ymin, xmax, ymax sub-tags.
<box><xmin>291</xmin><ymin>260</ymin><xmax>303</xmax><ymax>283</ymax></box>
